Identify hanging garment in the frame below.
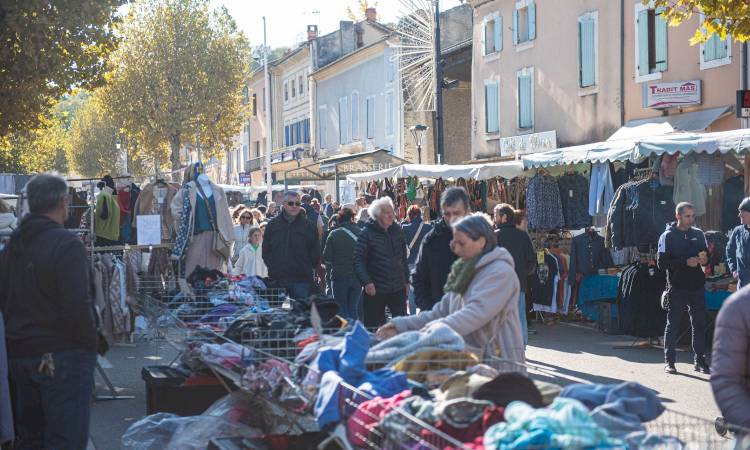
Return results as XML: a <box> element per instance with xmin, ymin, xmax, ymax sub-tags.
<box><xmin>696</xmin><ymin>153</ymin><xmax>725</xmax><ymax>185</ymax></box>
<box><xmin>616</xmin><ymin>262</ymin><xmax>666</xmax><ymax>338</ymax></box>
<box><xmin>532</xmin><ymin>253</ymin><xmax>559</xmax><ymax>313</ymax></box>
<box><xmin>606</xmin><ymin>179</ymin><xmax>674</xmax><ymax>249</ymax></box>
<box><xmin>673</xmin><ymin>154</ymin><xmax>706</xmax><ymax>216</ymax></box>
<box><xmin>588</xmin><ymin>163</ymin><xmax>614</xmax><ymax>217</ymax></box>
<box><xmin>558</xmin><ymin>173</ymin><xmax>591</xmax><ymax>229</ymax></box>
<box><xmin>569</xmin><ymin>231</ymin><xmax>614</xmax><ymax>280</ymax></box>
<box><xmin>94</xmin><ymin>187</ymin><xmax>120</xmax><ymax>242</ymax></box>
<box><xmin>147</xmin><ymin>247</ymin><xmax>172</xmax><ymax>279</ymax></box>
<box><xmin>132</xmin><ymin>181</ymin><xmax>179</xmax><ymax>242</ymax></box>
<box><xmin>526</xmin><ymin>174</ymin><xmax>565</xmax><ymax>231</ymax></box>
<box><xmin>185</xmin><ymin>230</ymin><xmax>226</xmax><ymax>275</ymax></box>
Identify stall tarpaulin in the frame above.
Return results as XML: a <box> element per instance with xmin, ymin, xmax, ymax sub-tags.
<box><xmin>345</xmin><ymin>161</ymin><xmax>526</xmax><ymax>183</ymax></box>
<box><xmin>521</xmin><ymin>140</ymin><xmax>640</xmax><ymax>169</ymax></box>
<box><xmin>636</xmin><ymin>128</ymin><xmax>750</xmax><ymax>157</ymax></box>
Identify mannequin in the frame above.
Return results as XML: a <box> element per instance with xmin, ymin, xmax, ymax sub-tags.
<box><xmin>171</xmin><ymin>163</ymin><xmax>234</xmax><ymax>276</ymax></box>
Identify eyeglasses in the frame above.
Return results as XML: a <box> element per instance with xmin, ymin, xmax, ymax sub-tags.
<box><xmin>286</xmin><ymin>201</ymin><xmax>301</xmax><ymax>207</ymax></box>
<box><xmin>240</xmin><ymin>215</ymin><xmax>252</xmax><ymax>220</ymax></box>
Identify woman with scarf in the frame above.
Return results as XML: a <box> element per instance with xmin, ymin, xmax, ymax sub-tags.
<box><xmin>232</xmin><ymin>226</ymin><xmax>267</xmax><ymax>278</ymax></box>
<box><xmin>376</xmin><ymin>213</ymin><xmax>525</xmax><ymax>363</ymax></box>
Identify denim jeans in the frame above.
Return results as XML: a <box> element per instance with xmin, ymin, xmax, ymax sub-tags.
<box><xmin>664</xmin><ymin>289</ymin><xmax>707</xmax><ymax>364</ymax></box>
<box><xmin>281</xmin><ymin>282</ymin><xmax>311</xmax><ymax>300</ymax></box>
<box><xmin>518</xmin><ymin>292</ymin><xmax>528</xmax><ymax>346</ymax></box>
<box><xmin>331</xmin><ymin>276</ymin><xmax>362</xmax><ymax>321</ymax></box>
<box><xmin>9</xmin><ymin>349</ymin><xmax>96</xmax><ymax>450</ymax></box>
<box><xmin>408</xmin><ymin>285</ymin><xmax>417</xmax><ymax>315</ymax></box>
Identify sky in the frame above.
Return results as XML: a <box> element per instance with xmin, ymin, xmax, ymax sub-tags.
<box><xmin>213</xmin><ymin>0</ymin><xmax>464</xmax><ymax>50</ymax></box>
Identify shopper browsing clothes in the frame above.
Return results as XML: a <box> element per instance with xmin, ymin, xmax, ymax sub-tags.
<box><xmin>354</xmin><ymin>197</ymin><xmax>409</xmax><ymax>327</ymax></box>
<box><xmin>657</xmin><ymin>202</ymin><xmax>711</xmax><ymax>375</ymax></box>
<box><xmin>401</xmin><ymin>205</ymin><xmax>432</xmax><ymax>314</ymax></box>
<box><xmin>232</xmin><ymin>207</ymin><xmax>254</xmax><ymax>262</ymax></box>
<box><xmin>412</xmin><ymin>187</ymin><xmax>470</xmax><ymax>311</ymax></box>
<box><xmin>323</xmin><ymin>206</ymin><xmax>363</xmax><ymax>320</ymax></box>
<box><xmin>0</xmin><ymin>173</ymin><xmax>98</xmax><ymax>450</ymax></box>
<box><xmin>727</xmin><ymin>198</ymin><xmax>750</xmax><ymax>288</ymax></box>
<box><xmin>377</xmin><ymin>213</ymin><xmax>525</xmax><ymax>363</ymax></box>
<box><xmin>232</xmin><ymin>226</ymin><xmax>268</xmax><ymax>278</ymax></box>
<box><xmin>262</xmin><ymin>191</ymin><xmax>320</xmax><ymax>299</ymax></box>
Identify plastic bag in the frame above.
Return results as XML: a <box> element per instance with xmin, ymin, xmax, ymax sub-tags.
<box><xmin>121</xmin><ymin>412</ymin><xmax>261</xmax><ymax>450</ymax></box>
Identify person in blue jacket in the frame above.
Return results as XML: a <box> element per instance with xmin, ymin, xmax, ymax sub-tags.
<box><xmin>727</xmin><ymin>198</ymin><xmax>750</xmax><ymax>289</ymax></box>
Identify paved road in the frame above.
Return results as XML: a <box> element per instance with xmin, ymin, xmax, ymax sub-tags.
<box><xmin>90</xmin><ymin>322</ymin><xmax>721</xmax><ymax>449</ymax></box>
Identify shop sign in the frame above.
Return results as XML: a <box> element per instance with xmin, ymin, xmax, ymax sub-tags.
<box><xmin>500</xmin><ymin>130</ymin><xmax>557</xmax><ymax>157</ymax></box>
<box><xmin>644</xmin><ymin>80</ymin><xmax>701</xmax><ymax>109</ymax></box>
<box><xmin>238</xmin><ymin>172</ymin><xmax>251</xmax><ymax>184</ymax></box>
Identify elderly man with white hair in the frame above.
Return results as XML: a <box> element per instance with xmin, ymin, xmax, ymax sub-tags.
<box><xmin>354</xmin><ymin>196</ymin><xmax>410</xmax><ymax>327</ymax></box>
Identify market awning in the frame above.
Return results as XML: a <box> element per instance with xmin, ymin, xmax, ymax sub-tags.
<box><xmin>284</xmin><ymin>149</ymin><xmax>407</xmax><ymax>181</ymax></box>
<box><xmin>608</xmin><ymin>106</ymin><xmax>732</xmax><ymax>141</ymax></box>
<box><xmin>522</xmin><ymin>139</ymin><xmax>640</xmax><ymax>169</ymax></box>
<box><xmin>637</xmin><ymin>128</ymin><xmax>750</xmax><ymax>157</ymax></box>
<box><xmin>346</xmin><ymin>160</ymin><xmax>526</xmax><ymax>183</ymax></box>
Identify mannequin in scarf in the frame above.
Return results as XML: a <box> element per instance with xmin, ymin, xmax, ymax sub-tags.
<box><xmin>376</xmin><ymin>214</ymin><xmax>525</xmax><ymax>363</ymax></box>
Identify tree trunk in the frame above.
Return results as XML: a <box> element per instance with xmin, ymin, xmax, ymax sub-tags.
<box><xmin>169</xmin><ymin>131</ymin><xmax>181</xmax><ymax>183</ymax></box>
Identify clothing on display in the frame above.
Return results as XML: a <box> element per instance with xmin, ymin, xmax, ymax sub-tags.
<box><xmin>525</xmin><ymin>173</ymin><xmax>564</xmax><ymax>231</ymax></box>
<box><xmin>588</xmin><ymin>163</ymin><xmax>614</xmax><ymax>218</ymax></box>
<box><xmin>672</xmin><ymin>154</ymin><xmax>706</xmax><ymax>216</ymax></box>
<box><xmin>133</xmin><ymin>180</ymin><xmax>178</xmax><ymax>242</ymax></box>
<box><xmin>558</xmin><ymin>172</ymin><xmax>591</xmax><ymax>229</ymax></box>
<box><xmin>616</xmin><ymin>261</ymin><xmax>666</xmax><ymax>338</ymax></box>
<box><xmin>606</xmin><ymin>177</ymin><xmax>675</xmax><ymax>249</ymax></box>
<box><xmin>95</xmin><ymin>186</ymin><xmax>120</xmax><ymax>243</ymax></box>
<box><xmin>568</xmin><ymin>230</ymin><xmax>613</xmax><ymax>279</ymax></box>
<box><xmin>722</xmin><ymin>175</ymin><xmax>745</xmax><ymax>232</ymax></box>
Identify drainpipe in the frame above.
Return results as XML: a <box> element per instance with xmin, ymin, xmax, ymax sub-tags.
<box><xmin>619</xmin><ymin>0</ymin><xmax>625</xmax><ymax>126</ymax></box>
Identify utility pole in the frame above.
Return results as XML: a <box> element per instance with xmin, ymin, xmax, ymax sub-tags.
<box><xmin>263</xmin><ymin>17</ymin><xmax>273</xmax><ymax>202</ymax></box>
<box><xmin>433</xmin><ymin>0</ymin><xmax>444</xmax><ymax>164</ymax></box>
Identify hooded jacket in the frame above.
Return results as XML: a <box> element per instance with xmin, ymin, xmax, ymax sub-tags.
<box><xmin>391</xmin><ymin>246</ymin><xmax>524</xmax><ymax>363</ymax></box>
<box><xmin>412</xmin><ymin>219</ymin><xmax>457</xmax><ymax>310</ymax></box>
<box><xmin>354</xmin><ymin>219</ymin><xmax>409</xmax><ymax>294</ymax></box>
<box><xmin>656</xmin><ymin>222</ymin><xmax>707</xmax><ymax>291</ymax></box>
<box><xmin>711</xmin><ymin>288</ymin><xmax>750</xmax><ymax>428</ymax></box>
<box><xmin>262</xmin><ymin>209</ymin><xmax>320</xmax><ymax>283</ymax></box>
<box><xmin>0</xmin><ymin>214</ymin><xmax>97</xmax><ymax>357</ymax></box>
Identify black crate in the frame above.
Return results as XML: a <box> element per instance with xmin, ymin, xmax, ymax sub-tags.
<box><xmin>142</xmin><ymin>365</ymin><xmax>228</xmax><ymax>416</ymax></box>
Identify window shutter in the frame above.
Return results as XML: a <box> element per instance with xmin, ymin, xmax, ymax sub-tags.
<box><xmin>716</xmin><ymin>34</ymin><xmax>728</xmax><ymax>59</ymax></box>
<box><xmin>319</xmin><ymin>108</ymin><xmax>326</xmax><ymax>149</ymax></box>
<box><xmin>297</xmin><ymin>122</ymin><xmax>302</xmax><ymax>144</ymax></box>
<box><xmin>284</xmin><ymin>125</ymin><xmax>289</xmax><ymax>147</ymax></box>
<box><xmin>339</xmin><ymin>97</ymin><xmax>348</xmax><ymax>145</ymax></box>
<box><xmin>528</xmin><ymin>3</ymin><xmax>536</xmax><ymax>40</ymax></box>
<box><xmin>518</xmin><ymin>75</ymin><xmax>532</xmax><ymax>129</ymax></box>
<box><xmin>655</xmin><ymin>8</ymin><xmax>668</xmax><ymax>72</ymax></box>
<box><xmin>579</xmin><ymin>19</ymin><xmax>595</xmax><ymax>87</ymax></box>
<box><xmin>495</xmin><ymin>16</ymin><xmax>503</xmax><ymax>52</ymax></box>
<box><xmin>385</xmin><ymin>92</ymin><xmax>394</xmax><ymax>135</ymax></box>
<box><xmin>351</xmin><ymin>93</ymin><xmax>359</xmax><ymax>140</ymax></box>
<box><xmin>367</xmin><ymin>97</ymin><xmax>375</xmax><ymax>139</ymax></box>
<box><xmin>485</xmin><ymin>83</ymin><xmax>499</xmax><ymax>133</ymax></box>
<box><xmin>704</xmin><ymin>34</ymin><xmax>717</xmax><ymax>62</ymax></box>
<box><xmin>481</xmin><ymin>22</ymin><xmax>487</xmax><ymax>55</ymax></box>
<box><xmin>512</xmin><ymin>9</ymin><xmax>519</xmax><ymax>45</ymax></box>
<box><xmin>637</xmin><ymin>10</ymin><xmax>650</xmax><ymax>76</ymax></box>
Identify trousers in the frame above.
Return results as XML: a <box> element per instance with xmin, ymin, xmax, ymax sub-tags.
<box><xmin>363</xmin><ymin>289</ymin><xmax>407</xmax><ymax>328</ymax></box>
<box><xmin>8</xmin><ymin>350</ymin><xmax>96</xmax><ymax>450</ymax></box>
<box><xmin>331</xmin><ymin>276</ymin><xmax>362</xmax><ymax>320</ymax></box>
<box><xmin>518</xmin><ymin>292</ymin><xmax>528</xmax><ymax>346</ymax></box>
<box><xmin>280</xmin><ymin>282</ymin><xmax>311</xmax><ymax>301</ymax></box>
<box><xmin>663</xmin><ymin>289</ymin><xmax>707</xmax><ymax>364</ymax></box>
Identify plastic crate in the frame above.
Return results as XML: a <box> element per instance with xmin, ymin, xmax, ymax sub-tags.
<box><xmin>142</xmin><ymin>365</ymin><xmax>229</xmax><ymax>416</ymax></box>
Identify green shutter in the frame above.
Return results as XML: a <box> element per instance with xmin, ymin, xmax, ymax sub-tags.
<box><xmin>637</xmin><ymin>10</ymin><xmax>650</xmax><ymax>76</ymax></box>
<box><xmin>579</xmin><ymin>19</ymin><xmax>595</xmax><ymax>87</ymax></box>
<box><xmin>655</xmin><ymin>8</ymin><xmax>668</xmax><ymax>71</ymax></box>
<box><xmin>528</xmin><ymin>3</ymin><xmax>536</xmax><ymax>40</ymax></box>
<box><xmin>485</xmin><ymin>83</ymin><xmax>499</xmax><ymax>133</ymax></box>
<box><xmin>512</xmin><ymin>9</ymin><xmax>518</xmax><ymax>45</ymax></box>
<box><xmin>494</xmin><ymin>16</ymin><xmax>503</xmax><ymax>52</ymax></box>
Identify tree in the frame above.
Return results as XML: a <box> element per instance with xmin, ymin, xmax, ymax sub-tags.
<box><xmin>0</xmin><ymin>0</ymin><xmax>123</xmax><ymax>137</ymax></box>
<box><xmin>652</xmin><ymin>0</ymin><xmax>750</xmax><ymax>43</ymax></box>
<box><xmin>346</xmin><ymin>0</ymin><xmax>378</xmax><ymax>21</ymax></box>
<box><xmin>102</xmin><ymin>0</ymin><xmax>250</xmax><ymax>176</ymax></box>
<box><xmin>65</xmin><ymin>93</ymin><xmax>122</xmax><ymax>177</ymax></box>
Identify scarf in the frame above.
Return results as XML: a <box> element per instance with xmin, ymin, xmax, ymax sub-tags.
<box><xmin>171</xmin><ymin>185</ymin><xmax>192</xmax><ymax>258</ymax></box>
<box><xmin>443</xmin><ymin>254</ymin><xmax>481</xmax><ymax>295</ymax></box>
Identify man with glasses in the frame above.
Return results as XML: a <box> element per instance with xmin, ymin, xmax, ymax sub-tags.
<box><xmin>412</xmin><ymin>187</ymin><xmax>470</xmax><ymax>311</ymax></box>
<box><xmin>262</xmin><ymin>191</ymin><xmax>320</xmax><ymax>299</ymax></box>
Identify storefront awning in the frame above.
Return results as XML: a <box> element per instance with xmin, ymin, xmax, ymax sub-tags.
<box><xmin>637</xmin><ymin>128</ymin><xmax>750</xmax><ymax>157</ymax></box>
<box><xmin>608</xmin><ymin>105</ymin><xmax>732</xmax><ymax>141</ymax></box>
<box><xmin>346</xmin><ymin>160</ymin><xmax>526</xmax><ymax>183</ymax></box>
<box><xmin>522</xmin><ymin>140</ymin><xmax>640</xmax><ymax>169</ymax></box>
<box><xmin>284</xmin><ymin>149</ymin><xmax>407</xmax><ymax>181</ymax></box>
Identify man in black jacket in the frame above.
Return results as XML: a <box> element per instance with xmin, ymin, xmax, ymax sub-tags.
<box><xmin>494</xmin><ymin>204</ymin><xmax>536</xmax><ymax>346</ymax></box>
<box><xmin>263</xmin><ymin>191</ymin><xmax>320</xmax><ymax>299</ymax></box>
<box><xmin>0</xmin><ymin>173</ymin><xmax>97</xmax><ymax>450</ymax></box>
<box><xmin>412</xmin><ymin>187</ymin><xmax>470</xmax><ymax>311</ymax></box>
<box><xmin>657</xmin><ymin>202</ymin><xmax>710</xmax><ymax>375</ymax></box>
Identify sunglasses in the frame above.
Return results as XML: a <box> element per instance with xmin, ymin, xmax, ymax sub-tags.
<box><xmin>286</xmin><ymin>201</ymin><xmax>301</xmax><ymax>207</ymax></box>
<box><xmin>240</xmin><ymin>215</ymin><xmax>252</xmax><ymax>220</ymax></box>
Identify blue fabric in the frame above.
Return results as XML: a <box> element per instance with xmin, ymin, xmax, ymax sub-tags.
<box><xmin>8</xmin><ymin>350</ymin><xmax>96</xmax><ymax>450</ymax></box>
<box><xmin>589</xmin><ymin>163</ymin><xmax>614</xmax><ymax>217</ymax></box>
<box><xmin>313</xmin><ymin>322</ymin><xmax>408</xmax><ymax>430</ymax></box>
<box><xmin>577</xmin><ymin>275</ymin><xmax>619</xmax><ymax>321</ymax></box>
<box><xmin>518</xmin><ymin>292</ymin><xmax>527</xmax><ymax>347</ymax></box>
<box><xmin>727</xmin><ymin>224</ymin><xmax>750</xmax><ymax>285</ymax></box>
<box><xmin>705</xmin><ymin>289</ymin><xmax>731</xmax><ymax>311</ymax></box>
<box><xmin>526</xmin><ymin>174</ymin><xmax>565</xmax><ymax>231</ymax></box>
<box><xmin>193</xmin><ymin>194</ymin><xmax>216</xmax><ymax>235</ymax></box>
<box><xmin>281</xmin><ymin>282</ymin><xmax>311</xmax><ymax>300</ymax></box>
<box><xmin>331</xmin><ymin>276</ymin><xmax>362</xmax><ymax>320</ymax></box>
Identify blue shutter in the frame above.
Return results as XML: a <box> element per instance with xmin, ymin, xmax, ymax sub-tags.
<box><xmin>351</xmin><ymin>93</ymin><xmax>359</xmax><ymax>140</ymax></box>
<box><xmin>485</xmin><ymin>83</ymin><xmax>499</xmax><ymax>133</ymax></box>
<box><xmin>655</xmin><ymin>8</ymin><xmax>668</xmax><ymax>72</ymax></box>
<box><xmin>304</xmin><ymin>119</ymin><xmax>310</xmax><ymax>143</ymax></box>
<box><xmin>528</xmin><ymin>3</ymin><xmax>536</xmax><ymax>40</ymax></box>
<box><xmin>284</xmin><ymin>125</ymin><xmax>289</xmax><ymax>147</ymax></box>
<box><xmin>518</xmin><ymin>75</ymin><xmax>532</xmax><ymax>129</ymax></box>
<box><xmin>367</xmin><ymin>97</ymin><xmax>375</xmax><ymax>139</ymax></box>
<box><xmin>318</xmin><ymin>108</ymin><xmax>326</xmax><ymax>149</ymax></box>
<box><xmin>637</xmin><ymin>10</ymin><xmax>650</xmax><ymax>76</ymax></box>
<box><xmin>512</xmin><ymin>9</ymin><xmax>518</xmax><ymax>45</ymax></box>
<box><xmin>579</xmin><ymin>19</ymin><xmax>595</xmax><ymax>87</ymax></box>
<box><xmin>296</xmin><ymin>122</ymin><xmax>301</xmax><ymax>145</ymax></box>
<box><xmin>495</xmin><ymin>16</ymin><xmax>503</xmax><ymax>52</ymax></box>
<box><xmin>716</xmin><ymin>34</ymin><xmax>728</xmax><ymax>59</ymax></box>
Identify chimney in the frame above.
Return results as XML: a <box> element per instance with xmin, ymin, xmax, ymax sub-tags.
<box><xmin>307</xmin><ymin>24</ymin><xmax>318</xmax><ymax>41</ymax></box>
<box><xmin>365</xmin><ymin>7</ymin><xmax>377</xmax><ymax>22</ymax></box>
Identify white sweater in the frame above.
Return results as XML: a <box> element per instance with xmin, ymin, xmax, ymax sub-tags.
<box><xmin>232</xmin><ymin>244</ymin><xmax>268</xmax><ymax>278</ymax></box>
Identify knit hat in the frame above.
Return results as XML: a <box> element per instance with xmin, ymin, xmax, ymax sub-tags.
<box><xmin>472</xmin><ymin>372</ymin><xmax>544</xmax><ymax>408</ymax></box>
<box><xmin>740</xmin><ymin>197</ymin><xmax>750</xmax><ymax>213</ymax></box>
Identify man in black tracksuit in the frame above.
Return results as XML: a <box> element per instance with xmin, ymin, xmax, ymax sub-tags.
<box><xmin>657</xmin><ymin>202</ymin><xmax>710</xmax><ymax>375</ymax></box>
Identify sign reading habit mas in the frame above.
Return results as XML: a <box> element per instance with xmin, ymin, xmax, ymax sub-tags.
<box><xmin>644</xmin><ymin>80</ymin><xmax>701</xmax><ymax>109</ymax></box>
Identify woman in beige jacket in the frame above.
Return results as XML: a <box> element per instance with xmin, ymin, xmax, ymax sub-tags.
<box><xmin>376</xmin><ymin>213</ymin><xmax>525</xmax><ymax>363</ymax></box>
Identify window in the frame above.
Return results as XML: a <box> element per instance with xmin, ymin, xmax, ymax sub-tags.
<box><xmin>483</xmin><ymin>14</ymin><xmax>502</xmax><ymax>55</ymax></box>
<box><xmin>284</xmin><ymin>83</ymin><xmax>289</xmax><ymax>101</ymax></box>
<box><xmin>517</xmin><ymin>68</ymin><xmax>534</xmax><ymax>129</ymax></box>
<box><xmin>385</xmin><ymin>92</ymin><xmax>394</xmax><ymax>136</ymax></box>
<box><xmin>252</xmin><ymin>93</ymin><xmax>257</xmax><ymax>116</ymax></box>
<box><xmin>299</xmin><ymin>76</ymin><xmax>304</xmax><ymax>95</ymax></box>
<box><xmin>513</xmin><ymin>1</ymin><xmax>536</xmax><ymax>46</ymax></box>
<box><xmin>366</xmin><ymin>96</ymin><xmax>375</xmax><ymax>139</ymax></box>
<box><xmin>338</xmin><ymin>97</ymin><xmax>349</xmax><ymax>145</ymax></box>
<box><xmin>303</xmin><ymin>118</ymin><xmax>310</xmax><ymax>143</ymax></box>
<box><xmin>700</xmin><ymin>16</ymin><xmax>731</xmax><ymax>70</ymax></box>
<box><xmin>284</xmin><ymin>124</ymin><xmax>290</xmax><ymax>147</ymax></box>
<box><xmin>484</xmin><ymin>81</ymin><xmax>499</xmax><ymax>133</ymax></box>
<box><xmin>351</xmin><ymin>92</ymin><xmax>360</xmax><ymax>140</ymax></box>
<box><xmin>254</xmin><ymin>141</ymin><xmax>260</xmax><ymax>158</ymax></box>
<box><xmin>635</xmin><ymin>3</ymin><xmax>668</xmax><ymax>82</ymax></box>
<box><xmin>578</xmin><ymin>11</ymin><xmax>598</xmax><ymax>88</ymax></box>
<box><xmin>291</xmin><ymin>79</ymin><xmax>296</xmax><ymax>98</ymax></box>
<box><xmin>318</xmin><ymin>106</ymin><xmax>327</xmax><ymax>149</ymax></box>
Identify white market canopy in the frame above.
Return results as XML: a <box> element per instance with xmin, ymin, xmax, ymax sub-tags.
<box><xmin>345</xmin><ymin>161</ymin><xmax>526</xmax><ymax>183</ymax></box>
<box><xmin>217</xmin><ymin>184</ymin><xmax>317</xmax><ymax>194</ymax></box>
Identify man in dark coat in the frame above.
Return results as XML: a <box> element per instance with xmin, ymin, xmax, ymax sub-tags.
<box><xmin>412</xmin><ymin>187</ymin><xmax>470</xmax><ymax>311</ymax></box>
<box><xmin>727</xmin><ymin>197</ymin><xmax>750</xmax><ymax>289</ymax></box>
<box><xmin>494</xmin><ymin>203</ymin><xmax>536</xmax><ymax>346</ymax></box>
<box><xmin>263</xmin><ymin>191</ymin><xmax>320</xmax><ymax>299</ymax></box>
<box><xmin>0</xmin><ymin>173</ymin><xmax>98</xmax><ymax>450</ymax></box>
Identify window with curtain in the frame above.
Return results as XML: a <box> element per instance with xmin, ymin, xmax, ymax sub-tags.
<box><xmin>385</xmin><ymin>92</ymin><xmax>394</xmax><ymax>136</ymax></box>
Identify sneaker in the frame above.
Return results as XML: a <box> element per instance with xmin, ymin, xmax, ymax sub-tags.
<box><xmin>664</xmin><ymin>363</ymin><xmax>677</xmax><ymax>375</ymax></box>
<box><xmin>695</xmin><ymin>359</ymin><xmax>711</xmax><ymax>374</ymax></box>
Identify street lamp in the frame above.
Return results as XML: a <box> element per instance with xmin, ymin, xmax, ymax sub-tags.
<box><xmin>409</xmin><ymin>124</ymin><xmax>429</xmax><ymax>164</ymax></box>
